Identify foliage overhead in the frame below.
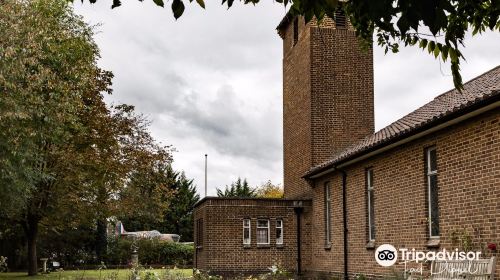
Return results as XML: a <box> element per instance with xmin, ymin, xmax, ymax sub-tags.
<box><xmin>76</xmin><ymin>0</ymin><xmax>500</xmax><ymax>90</ymax></box>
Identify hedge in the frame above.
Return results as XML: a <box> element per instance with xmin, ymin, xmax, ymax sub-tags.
<box><xmin>106</xmin><ymin>238</ymin><xmax>193</xmax><ymax>266</ymax></box>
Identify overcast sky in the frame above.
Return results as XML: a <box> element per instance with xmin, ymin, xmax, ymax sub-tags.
<box><xmin>74</xmin><ymin>1</ymin><xmax>500</xmax><ymax>197</ymax></box>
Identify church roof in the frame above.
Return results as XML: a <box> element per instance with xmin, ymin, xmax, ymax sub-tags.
<box><xmin>305</xmin><ymin>65</ymin><xmax>500</xmax><ymax>178</ymax></box>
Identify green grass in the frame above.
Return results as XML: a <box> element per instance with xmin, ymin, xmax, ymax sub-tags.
<box><xmin>0</xmin><ymin>268</ymin><xmax>192</xmax><ymax>279</ymax></box>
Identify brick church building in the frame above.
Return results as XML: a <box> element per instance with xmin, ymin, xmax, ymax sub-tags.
<box><xmin>193</xmin><ymin>12</ymin><xmax>500</xmax><ymax>279</ymax></box>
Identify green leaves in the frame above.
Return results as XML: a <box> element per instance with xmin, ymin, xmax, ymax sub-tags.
<box><xmin>172</xmin><ymin>0</ymin><xmax>185</xmax><ymax>19</ymax></box>
<box><xmin>196</xmin><ymin>0</ymin><xmax>206</xmax><ymax>9</ymax></box>
<box><xmin>153</xmin><ymin>0</ymin><xmax>164</xmax><ymax>7</ymax></box>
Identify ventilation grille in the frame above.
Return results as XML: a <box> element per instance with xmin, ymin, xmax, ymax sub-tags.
<box><xmin>334</xmin><ymin>10</ymin><xmax>346</xmax><ymax>28</ymax></box>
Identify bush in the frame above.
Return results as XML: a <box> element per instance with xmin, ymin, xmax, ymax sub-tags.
<box><xmin>106</xmin><ymin>238</ymin><xmax>193</xmax><ymax>266</ymax></box>
<box><xmin>0</xmin><ymin>256</ymin><xmax>8</xmax><ymax>272</ymax></box>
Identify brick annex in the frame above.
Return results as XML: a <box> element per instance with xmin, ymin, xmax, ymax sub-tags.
<box><xmin>193</xmin><ymin>12</ymin><xmax>500</xmax><ymax>279</ymax></box>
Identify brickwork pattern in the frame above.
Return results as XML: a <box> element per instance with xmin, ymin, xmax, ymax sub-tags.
<box><xmin>310</xmin><ymin>27</ymin><xmax>374</xmax><ymax>165</ymax></box>
<box><xmin>283</xmin><ymin>16</ymin><xmax>313</xmax><ymax>200</ymax></box>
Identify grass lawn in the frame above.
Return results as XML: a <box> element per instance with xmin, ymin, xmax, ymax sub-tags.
<box><xmin>0</xmin><ymin>268</ymin><xmax>192</xmax><ymax>279</ymax></box>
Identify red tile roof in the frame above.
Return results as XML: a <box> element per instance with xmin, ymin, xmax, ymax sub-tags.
<box><xmin>305</xmin><ymin>65</ymin><xmax>500</xmax><ymax>178</ymax></box>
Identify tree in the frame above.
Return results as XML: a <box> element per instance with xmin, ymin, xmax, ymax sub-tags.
<box><xmin>116</xmin><ymin>137</ymin><xmax>174</xmax><ymax>232</ymax></box>
<box><xmin>216</xmin><ymin>178</ymin><xmax>256</xmax><ymax>198</ymax></box>
<box><xmin>78</xmin><ymin>0</ymin><xmax>499</xmax><ymax>90</ymax></box>
<box><xmin>0</xmin><ymin>0</ymin><xmax>113</xmax><ymax>275</ymax></box>
<box><xmin>0</xmin><ymin>0</ymin><xmax>176</xmax><ymax>274</ymax></box>
<box><xmin>255</xmin><ymin>181</ymin><xmax>284</xmax><ymax>199</ymax></box>
<box><xmin>161</xmin><ymin>168</ymin><xmax>200</xmax><ymax>241</ymax></box>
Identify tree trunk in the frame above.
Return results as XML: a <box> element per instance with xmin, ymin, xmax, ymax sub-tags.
<box><xmin>96</xmin><ymin>218</ymin><xmax>107</xmax><ymax>262</ymax></box>
<box><xmin>25</xmin><ymin>216</ymin><xmax>39</xmax><ymax>276</ymax></box>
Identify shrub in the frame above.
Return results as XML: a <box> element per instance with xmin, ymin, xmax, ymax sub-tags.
<box><xmin>106</xmin><ymin>238</ymin><xmax>193</xmax><ymax>266</ymax></box>
<box><xmin>0</xmin><ymin>256</ymin><xmax>7</xmax><ymax>272</ymax></box>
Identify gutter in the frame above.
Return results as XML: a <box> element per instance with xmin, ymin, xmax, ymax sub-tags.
<box><xmin>306</xmin><ymin>98</ymin><xmax>500</xmax><ymax>179</ymax></box>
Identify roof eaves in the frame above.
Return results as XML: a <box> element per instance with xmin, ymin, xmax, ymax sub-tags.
<box><xmin>303</xmin><ymin>89</ymin><xmax>500</xmax><ymax>179</ymax></box>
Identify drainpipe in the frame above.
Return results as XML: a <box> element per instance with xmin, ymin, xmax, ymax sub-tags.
<box><xmin>340</xmin><ymin>170</ymin><xmax>348</xmax><ymax>280</ymax></box>
<box><xmin>293</xmin><ymin>201</ymin><xmax>304</xmax><ymax>276</ymax></box>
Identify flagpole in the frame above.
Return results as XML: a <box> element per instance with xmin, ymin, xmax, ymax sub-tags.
<box><xmin>204</xmin><ymin>154</ymin><xmax>207</xmax><ymax>197</ymax></box>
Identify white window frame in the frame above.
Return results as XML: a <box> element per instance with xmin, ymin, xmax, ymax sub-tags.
<box><xmin>367</xmin><ymin>169</ymin><xmax>375</xmax><ymax>242</ymax></box>
<box><xmin>276</xmin><ymin>219</ymin><xmax>283</xmax><ymax>245</ymax></box>
<box><xmin>324</xmin><ymin>183</ymin><xmax>332</xmax><ymax>245</ymax></box>
<box><xmin>256</xmin><ymin>219</ymin><xmax>270</xmax><ymax>245</ymax></box>
<box><xmin>243</xmin><ymin>219</ymin><xmax>251</xmax><ymax>245</ymax></box>
<box><xmin>426</xmin><ymin>146</ymin><xmax>439</xmax><ymax>238</ymax></box>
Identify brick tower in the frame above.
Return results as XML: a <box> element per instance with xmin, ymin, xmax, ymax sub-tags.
<box><xmin>277</xmin><ymin>13</ymin><xmax>374</xmax><ymax>199</ymax></box>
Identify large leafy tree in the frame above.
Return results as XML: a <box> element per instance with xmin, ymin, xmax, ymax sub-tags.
<box><xmin>216</xmin><ymin>178</ymin><xmax>256</xmax><ymax>198</ymax></box>
<box><xmin>78</xmin><ymin>0</ymin><xmax>499</xmax><ymax>89</ymax></box>
<box><xmin>0</xmin><ymin>0</ymin><xmax>175</xmax><ymax>274</ymax></box>
<box><xmin>0</xmin><ymin>0</ymin><xmax>113</xmax><ymax>275</ymax></box>
<box><xmin>116</xmin><ymin>136</ymin><xmax>174</xmax><ymax>232</ymax></box>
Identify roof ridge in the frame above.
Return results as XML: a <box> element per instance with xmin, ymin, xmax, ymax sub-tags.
<box><xmin>305</xmin><ymin>64</ymin><xmax>500</xmax><ymax>178</ymax></box>
<box><xmin>433</xmin><ymin>65</ymin><xmax>500</xmax><ymax>100</ymax></box>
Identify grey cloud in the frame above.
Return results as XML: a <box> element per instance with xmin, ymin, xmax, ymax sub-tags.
<box><xmin>75</xmin><ymin>1</ymin><xmax>499</xmax><ymax>194</ymax></box>
<box><xmin>163</xmin><ymin>85</ymin><xmax>282</xmax><ymax>162</ymax></box>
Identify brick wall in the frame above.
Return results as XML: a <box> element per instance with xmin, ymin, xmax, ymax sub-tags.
<box><xmin>282</xmin><ymin>15</ymin><xmax>374</xmax><ymax>199</ymax></box>
<box><xmin>282</xmin><ymin>15</ymin><xmax>313</xmax><ymax>200</ymax></box>
<box><xmin>310</xmin><ymin>109</ymin><xmax>500</xmax><ymax>278</ymax></box>
<box><xmin>310</xmin><ymin>27</ymin><xmax>374</xmax><ymax>165</ymax></box>
<box><xmin>193</xmin><ymin>198</ymin><xmax>312</xmax><ymax>275</ymax></box>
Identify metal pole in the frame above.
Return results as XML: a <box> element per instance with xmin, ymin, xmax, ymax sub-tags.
<box><xmin>204</xmin><ymin>154</ymin><xmax>207</xmax><ymax>197</ymax></box>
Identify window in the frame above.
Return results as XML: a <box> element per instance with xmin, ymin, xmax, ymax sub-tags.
<box><xmin>276</xmin><ymin>219</ymin><xmax>283</xmax><ymax>245</ymax></box>
<box><xmin>366</xmin><ymin>169</ymin><xmax>375</xmax><ymax>241</ymax></box>
<box><xmin>324</xmin><ymin>182</ymin><xmax>332</xmax><ymax>246</ymax></box>
<box><xmin>196</xmin><ymin>218</ymin><xmax>203</xmax><ymax>247</ymax></box>
<box><xmin>426</xmin><ymin>146</ymin><xmax>440</xmax><ymax>238</ymax></box>
<box><xmin>293</xmin><ymin>17</ymin><xmax>299</xmax><ymax>46</ymax></box>
<box><xmin>334</xmin><ymin>9</ymin><xmax>346</xmax><ymax>28</ymax></box>
<box><xmin>256</xmin><ymin>219</ymin><xmax>270</xmax><ymax>245</ymax></box>
<box><xmin>243</xmin><ymin>219</ymin><xmax>251</xmax><ymax>245</ymax></box>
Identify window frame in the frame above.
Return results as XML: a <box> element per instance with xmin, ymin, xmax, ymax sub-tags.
<box><xmin>324</xmin><ymin>182</ymin><xmax>332</xmax><ymax>246</ymax></box>
<box><xmin>366</xmin><ymin>168</ymin><xmax>375</xmax><ymax>242</ymax></box>
<box><xmin>243</xmin><ymin>218</ymin><xmax>251</xmax><ymax>245</ymax></box>
<box><xmin>276</xmin><ymin>219</ymin><xmax>283</xmax><ymax>245</ymax></box>
<box><xmin>426</xmin><ymin>146</ymin><xmax>440</xmax><ymax>238</ymax></box>
<box><xmin>256</xmin><ymin>219</ymin><xmax>270</xmax><ymax>245</ymax></box>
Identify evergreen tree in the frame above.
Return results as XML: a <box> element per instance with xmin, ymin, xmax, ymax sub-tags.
<box><xmin>161</xmin><ymin>169</ymin><xmax>200</xmax><ymax>241</ymax></box>
<box><xmin>216</xmin><ymin>178</ymin><xmax>256</xmax><ymax>198</ymax></box>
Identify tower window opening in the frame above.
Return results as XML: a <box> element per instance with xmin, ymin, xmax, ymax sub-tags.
<box><xmin>293</xmin><ymin>17</ymin><xmax>299</xmax><ymax>46</ymax></box>
<box><xmin>334</xmin><ymin>9</ymin><xmax>346</xmax><ymax>28</ymax></box>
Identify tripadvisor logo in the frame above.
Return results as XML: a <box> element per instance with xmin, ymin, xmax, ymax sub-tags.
<box><xmin>374</xmin><ymin>244</ymin><xmax>482</xmax><ymax>267</ymax></box>
<box><xmin>375</xmin><ymin>244</ymin><xmax>398</xmax><ymax>267</ymax></box>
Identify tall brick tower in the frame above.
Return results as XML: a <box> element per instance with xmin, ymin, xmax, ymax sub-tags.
<box><xmin>277</xmin><ymin>13</ymin><xmax>374</xmax><ymax>199</ymax></box>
